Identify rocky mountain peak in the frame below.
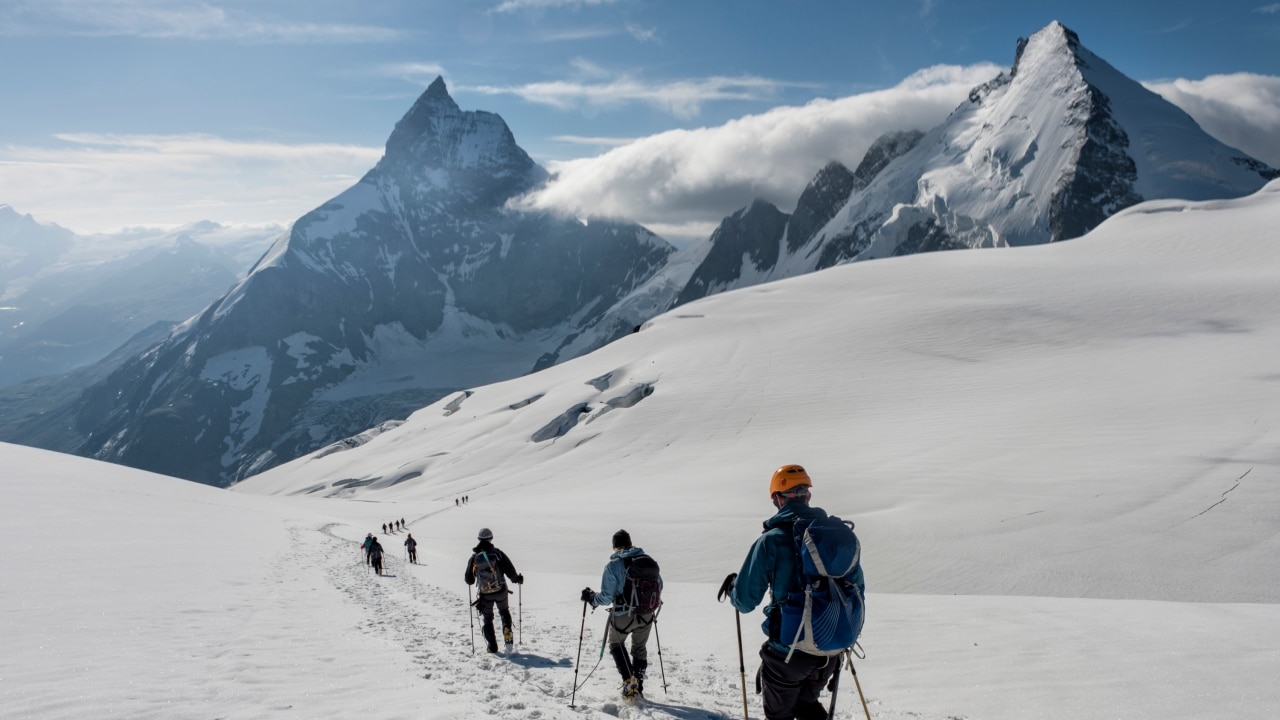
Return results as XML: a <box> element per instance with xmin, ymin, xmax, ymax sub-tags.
<box><xmin>1011</xmin><ymin>21</ymin><xmax>1079</xmax><ymax>78</ymax></box>
<box><xmin>380</xmin><ymin>76</ymin><xmax>539</xmax><ymax>182</ymax></box>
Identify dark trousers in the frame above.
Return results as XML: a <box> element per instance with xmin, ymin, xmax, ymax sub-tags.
<box><xmin>757</xmin><ymin>643</ymin><xmax>838</xmax><ymax>720</ymax></box>
<box><xmin>606</xmin><ymin>611</ymin><xmax>654</xmax><ymax>681</ymax></box>
<box><xmin>476</xmin><ymin>591</ymin><xmax>512</xmax><ymax>650</ymax></box>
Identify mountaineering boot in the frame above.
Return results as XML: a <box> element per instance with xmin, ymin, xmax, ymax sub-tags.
<box><xmin>622</xmin><ymin>677</ymin><xmax>640</xmax><ymax>700</ymax></box>
<box><xmin>503</xmin><ymin>626</ymin><xmax>513</xmax><ymax>645</ymax></box>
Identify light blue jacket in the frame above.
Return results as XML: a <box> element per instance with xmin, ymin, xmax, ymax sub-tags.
<box><xmin>730</xmin><ymin>501</ymin><xmax>865</xmax><ymax>647</ymax></box>
<box><xmin>591</xmin><ymin>546</ymin><xmax>661</xmax><ymax>614</ymax></box>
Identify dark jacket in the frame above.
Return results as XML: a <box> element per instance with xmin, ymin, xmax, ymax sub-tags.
<box><xmin>464</xmin><ymin>540</ymin><xmax>519</xmax><ymax>594</ymax></box>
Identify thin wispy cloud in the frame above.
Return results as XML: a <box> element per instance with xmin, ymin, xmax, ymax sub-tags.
<box><xmin>549</xmin><ymin>135</ymin><xmax>637</xmax><ymax>146</ymax></box>
<box><xmin>0</xmin><ymin>0</ymin><xmax>404</xmax><ymax>43</ymax></box>
<box><xmin>1153</xmin><ymin>19</ymin><xmax>1192</xmax><ymax>34</ymax></box>
<box><xmin>0</xmin><ymin>134</ymin><xmax>383</xmax><ymax>233</ymax></box>
<box><xmin>626</xmin><ymin>23</ymin><xmax>658</xmax><ymax>43</ymax></box>
<box><xmin>376</xmin><ymin>63</ymin><xmax>449</xmax><ymax>85</ymax></box>
<box><xmin>493</xmin><ymin>0</ymin><xmax>621</xmax><ymax>13</ymax></box>
<box><xmin>469</xmin><ymin>74</ymin><xmax>805</xmax><ymax>119</ymax></box>
<box><xmin>1256</xmin><ymin>3</ymin><xmax>1280</xmax><ymax>13</ymax></box>
<box><xmin>531</xmin><ymin>26</ymin><xmax>619</xmax><ymax>42</ymax></box>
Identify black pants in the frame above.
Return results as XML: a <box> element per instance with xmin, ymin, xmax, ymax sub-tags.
<box><xmin>476</xmin><ymin>591</ymin><xmax>513</xmax><ymax>650</ymax></box>
<box><xmin>757</xmin><ymin>643</ymin><xmax>838</xmax><ymax>720</ymax></box>
<box><xmin>407</xmin><ymin>548</ymin><xmax>417</xmax><ymax>563</ymax></box>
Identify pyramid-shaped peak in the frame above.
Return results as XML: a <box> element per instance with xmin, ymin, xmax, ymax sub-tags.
<box><xmin>384</xmin><ymin>76</ymin><xmax>465</xmax><ymax>157</ymax></box>
<box><xmin>1011</xmin><ymin>21</ymin><xmax>1083</xmax><ymax>77</ymax></box>
<box><xmin>374</xmin><ymin>74</ymin><xmax>546</xmax><ymax>187</ymax></box>
<box><xmin>423</xmin><ymin>76</ymin><xmax>453</xmax><ymax>104</ymax></box>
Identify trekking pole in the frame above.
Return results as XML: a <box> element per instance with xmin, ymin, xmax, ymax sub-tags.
<box><xmin>569</xmin><ymin>601</ymin><xmax>588</xmax><ymax>708</ymax></box>
<box><xmin>652</xmin><ymin>608</ymin><xmax>669</xmax><ymax>695</ymax></box>
<box><xmin>847</xmin><ymin>651</ymin><xmax>871</xmax><ymax>720</ymax></box>
<box><xmin>826</xmin><ymin>654</ymin><xmax>842</xmax><ymax>720</ymax></box>
<box><xmin>468</xmin><ymin>586</ymin><xmax>476</xmax><ymax>655</ymax></box>
<box><xmin>718</xmin><ymin>576</ymin><xmax>750</xmax><ymax>720</ymax></box>
<box><xmin>733</xmin><ymin>609</ymin><xmax>749</xmax><ymax>720</ymax></box>
<box><xmin>518</xmin><ymin>583</ymin><xmax>523</xmax><ymax>645</ymax></box>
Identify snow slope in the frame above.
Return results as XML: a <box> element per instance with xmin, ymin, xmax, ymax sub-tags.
<box><xmin>4</xmin><ymin>181</ymin><xmax>1280</xmax><ymax>720</ymax></box>
<box><xmin>244</xmin><ymin>181</ymin><xmax>1280</xmax><ymax>604</ymax></box>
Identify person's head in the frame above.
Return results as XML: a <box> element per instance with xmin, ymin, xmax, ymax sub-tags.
<box><xmin>769</xmin><ymin>464</ymin><xmax>812</xmax><ymax>509</ymax></box>
<box><xmin>477</xmin><ymin>527</ymin><xmax>494</xmax><ymax>542</ymax></box>
<box><xmin>612</xmin><ymin>529</ymin><xmax>632</xmax><ymax>551</ymax></box>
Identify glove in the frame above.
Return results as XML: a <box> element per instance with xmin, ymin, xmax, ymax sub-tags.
<box><xmin>580</xmin><ymin>587</ymin><xmax>596</xmax><ymax>604</ymax></box>
<box><xmin>515</xmin><ymin>574</ymin><xmax>524</xmax><ymax>585</ymax></box>
<box><xmin>717</xmin><ymin>573</ymin><xmax>737</xmax><ymax>602</ymax></box>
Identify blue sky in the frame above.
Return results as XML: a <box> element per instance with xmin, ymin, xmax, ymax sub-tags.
<box><xmin>1</xmin><ymin>0</ymin><xmax>1277</xmax><ymax>237</ymax></box>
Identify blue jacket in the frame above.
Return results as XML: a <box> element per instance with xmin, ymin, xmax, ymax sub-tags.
<box><xmin>730</xmin><ymin>502</ymin><xmax>865</xmax><ymax>647</ymax></box>
<box><xmin>591</xmin><ymin>546</ymin><xmax>661</xmax><ymax>614</ymax></box>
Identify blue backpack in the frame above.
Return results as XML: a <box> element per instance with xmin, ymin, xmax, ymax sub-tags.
<box><xmin>775</xmin><ymin>515</ymin><xmax>864</xmax><ymax>659</ymax></box>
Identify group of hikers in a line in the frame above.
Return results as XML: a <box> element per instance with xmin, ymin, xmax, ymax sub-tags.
<box><xmin>381</xmin><ymin>519</ymin><xmax>406</xmax><ymax>534</ymax></box>
<box><xmin>454</xmin><ymin>496</ymin><xmax>470</xmax><ymax>506</ymax></box>
<box><xmin>456</xmin><ymin>464</ymin><xmax>867</xmax><ymax>720</ymax></box>
<box><xmin>362</xmin><ymin>530</ymin><xmax>418</xmax><ymax>574</ymax></box>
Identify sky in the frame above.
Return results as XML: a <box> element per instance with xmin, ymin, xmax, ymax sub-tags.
<box><xmin>5</xmin><ymin>180</ymin><xmax>1280</xmax><ymax>719</ymax></box>
<box><xmin>0</xmin><ymin>0</ymin><xmax>1278</xmax><ymax>239</ymax></box>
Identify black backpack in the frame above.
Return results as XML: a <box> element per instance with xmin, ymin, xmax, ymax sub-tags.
<box><xmin>617</xmin><ymin>554</ymin><xmax>662</xmax><ymax>615</ymax></box>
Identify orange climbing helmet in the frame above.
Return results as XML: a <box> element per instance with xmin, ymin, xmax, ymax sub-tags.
<box><xmin>769</xmin><ymin>464</ymin><xmax>812</xmax><ymax>496</ymax></box>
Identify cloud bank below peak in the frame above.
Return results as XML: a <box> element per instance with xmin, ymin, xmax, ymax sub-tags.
<box><xmin>1144</xmin><ymin>73</ymin><xmax>1280</xmax><ymax>167</ymax></box>
<box><xmin>508</xmin><ymin>63</ymin><xmax>1006</xmax><ymax>238</ymax></box>
<box><xmin>511</xmin><ymin>65</ymin><xmax>1280</xmax><ymax>241</ymax></box>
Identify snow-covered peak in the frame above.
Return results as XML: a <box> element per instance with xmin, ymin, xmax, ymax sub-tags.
<box><xmin>380</xmin><ymin>76</ymin><xmax>542</xmax><ymax>179</ymax></box>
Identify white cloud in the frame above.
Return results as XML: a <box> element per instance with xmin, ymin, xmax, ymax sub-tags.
<box><xmin>493</xmin><ymin>0</ymin><xmax>621</xmax><ymax>13</ymax></box>
<box><xmin>1145</xmin><ymin>73</ymin><xmax>1280</xmax><ymax>167</ymax></box>
<box><xmin>549</xmin><ymin>135</ymin><xmax>637</xmax><ymax>147</ymax></box>
<box><xmin>0</xmin><ymin>134</ymin><xmax>383</xmax><ymax>233</ymax></box>
<box><xmin>0</xmin><ymin>0</ymin><xmax>404</xmax><ymax>42</ymax></box>
<box><xmin>625</xmin><ymin>23</ymin><xmax>658</xmax><ymax>43</ymax></box>
<box><xmin>509</xmin><ymin>63</ymin><xmax>1004</xmax><ymax>238</ymax></box>
<box><xmin>1256</xmin><ymin>3</ymin><xmax>1280</xmax><ymax>13</ymax></box>
<box><xmin>376</xmin><ymin>63</ymin><xmax>449</xmax><ymax>84</ymax></box>
<box><xmin>468</xmin><ymin>74</ymin><xmax>805</xmax><ymax>119</ymax></box>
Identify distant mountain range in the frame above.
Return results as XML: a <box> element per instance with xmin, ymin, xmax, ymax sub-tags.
<box><xmin>0</xmin><ymin>209</ymin><xmax>279</xmax><ymax>387</ymax></box>
<box><xmin>2</xmin><ymin>21</ymin><xmax>1274</xmax><ymax>486</ymax></box>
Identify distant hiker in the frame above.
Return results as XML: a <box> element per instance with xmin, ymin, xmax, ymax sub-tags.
<box><xmin>382</xmin><ymin>523</ymin><xmax>387</xmax><ymax>534</ymax></box>
<box><xmin>370</xmin><ymin>537</ymin><xmax>385</xmax><ymax>576</ymax></box>
<box><xmin>465</xmin><ymin>528</ymin><xmax>523</xmax><ymax>654</ymax></box>
<box><xmin>455</xmin><ymin>498</ymin><xmax>460</xmax><ymax>507</ymax></box>
<box><xmin>720</xmin><ymin>464</ymin><xmax>865</xmax><ymax>720</ymax></box>
<box><xmin>405</xmin><ymin>533</ymin><xmax>418</xmax><ymax>564</ymax></box>
<box><xmin>580</xmin><ymin>529</ymin><xmax>662</xmax><ymax>700</ymax></box>
<box><xmin>363</xmin><ymin>533</ymin><xmax>375</xmax><ymax>565</ymax></box>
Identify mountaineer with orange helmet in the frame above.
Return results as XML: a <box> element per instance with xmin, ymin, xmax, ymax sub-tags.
<box><xmin>718</xmin><ymin>464</ymin><xmax>865</xmax><ymax>720</ymax></box>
